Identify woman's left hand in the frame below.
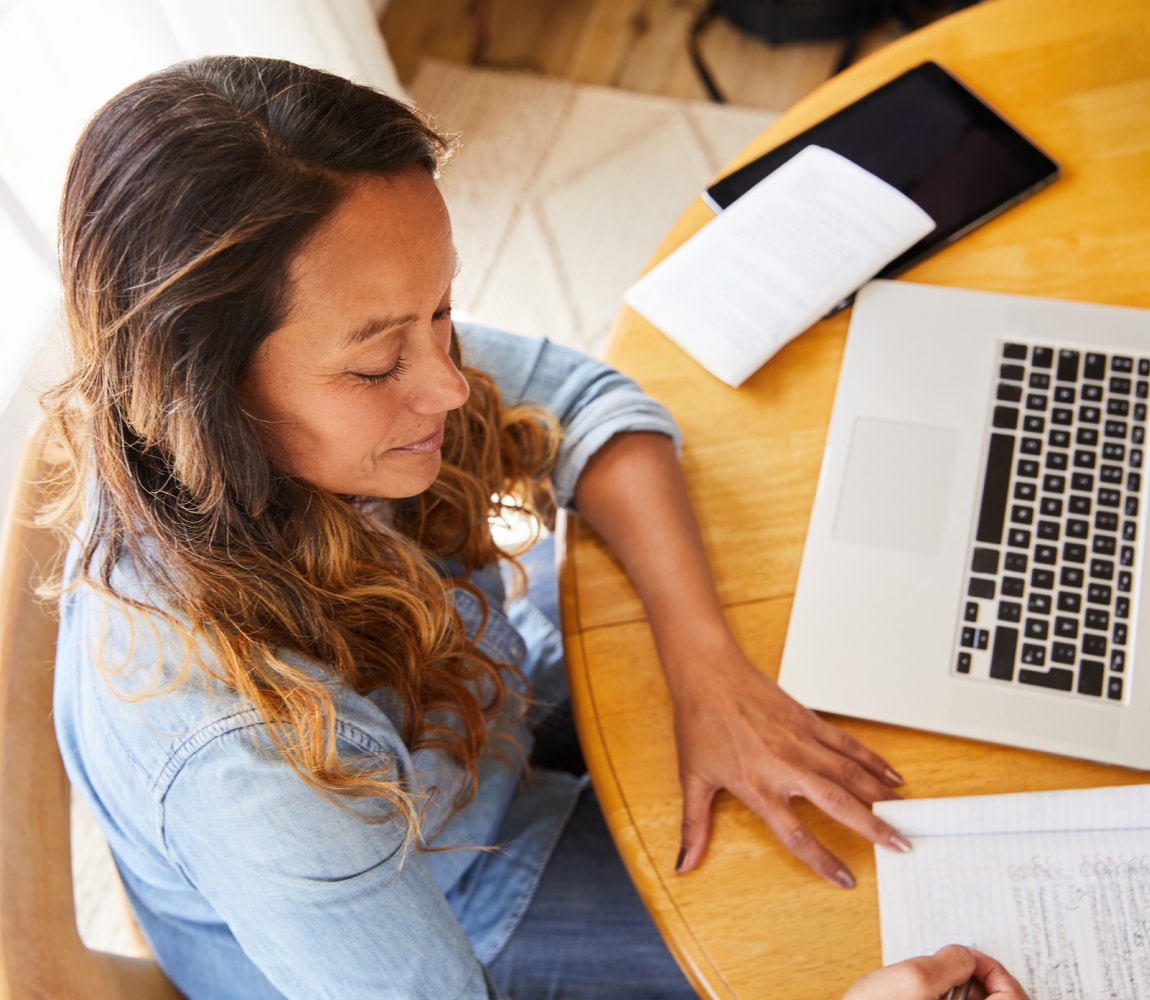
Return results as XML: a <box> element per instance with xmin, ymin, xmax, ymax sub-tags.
<box><xmin>664</xmin><ymin>630</ymin><xmax>906</xmax><ymax>887</ymax></box>
<box><xmin>573</xmin><ymin>431</ymin><xmax>907</xmax><ymax>886</ymax></box>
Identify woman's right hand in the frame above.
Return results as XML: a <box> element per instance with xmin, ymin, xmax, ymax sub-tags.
<box><xmin>840</xmin><ymin>944</ymin><xmax>1031</xmax><ymax>1000</ymax></box>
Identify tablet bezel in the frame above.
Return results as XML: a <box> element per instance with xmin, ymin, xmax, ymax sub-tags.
<box><xmin>703</xmin><ymin>61</ymin><xmax>1060</xmax><ymax>280</ymax></box>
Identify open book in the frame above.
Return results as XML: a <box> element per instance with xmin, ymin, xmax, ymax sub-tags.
<box><xmin>874</xmin><ymin>784</ymin><xmax>1150</xmax><ymax>999</ymax></box>
<box><xmin>623</xmin><ymin>145</ymin><xmax>935</xmax><ymax>387</ymax></box>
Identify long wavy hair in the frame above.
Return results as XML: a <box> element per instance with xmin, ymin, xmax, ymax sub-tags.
<box><xmin>42</xmin><ymin>55</ymin><xmax>559</xmax><ymax>836</ymax></box>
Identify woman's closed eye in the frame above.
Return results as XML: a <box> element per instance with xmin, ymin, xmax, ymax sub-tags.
<box><xmin>352</xmin><ymin>357</ymin><xmax>410</xmax><ymax>384</ymax></box>
<box><xmin>348</xmin><ymin>305</ymin><xmax>451</xmax><ymax>384</ymax></box>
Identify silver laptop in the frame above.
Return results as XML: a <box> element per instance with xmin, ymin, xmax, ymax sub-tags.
<box><xmin>778</xmin><ymin>279</ymin><xmax>1150</xmax><ymax>768</ymax></box>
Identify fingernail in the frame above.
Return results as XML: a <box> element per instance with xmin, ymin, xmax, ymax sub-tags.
<box><xmin>884</xmin><ymin>767</ymin><xmax>904</xmax><ymax>786</ymax></box>
<box><xmin>833</xmin><ymin>868</ymin><xmax>856</xmax><ymax>889</ymax></box>
<box><xmin>675</xmin><ymin>847</ymin><xmax>687</xmax><ymax>872</ymax></box>
<box><xmin>889</xmin><ymin>832</ymin><xmax>913</xmax><ymax>854</ymax></box>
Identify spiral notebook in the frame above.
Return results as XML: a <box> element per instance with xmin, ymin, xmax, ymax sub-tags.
<box><xmin>874</xmin><ymin>784</ymin><xmax>1150</xmax><ymax>999</ymax></box>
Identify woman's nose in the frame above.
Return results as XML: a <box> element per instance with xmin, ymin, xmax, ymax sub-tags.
<box><xmin>409</xmin><ymin>339</ymin><xmax>470</xmax><ymax>414</ymax></box>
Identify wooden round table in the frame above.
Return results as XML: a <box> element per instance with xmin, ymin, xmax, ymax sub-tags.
<box><xmin>557</xmin><ymin>1</ymin><xmax>1150</xmax><ymax>996</ymax></box>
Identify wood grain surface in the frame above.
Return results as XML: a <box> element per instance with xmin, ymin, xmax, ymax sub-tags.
<box><xmin>558</xmin><ymin>2</ymin><xmax>1150</xmax><ymax>996</ymax></box>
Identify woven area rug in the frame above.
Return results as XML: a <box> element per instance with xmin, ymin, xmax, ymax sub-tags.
<box><xmin>410</xmin><ymin>59</ymin><xmax>779</xmax><ymax>357</ymax></box>
<box><xmin>72</xmin><ymin>63</ymin><xmax>780</xmax><ymax>957</ymax></box>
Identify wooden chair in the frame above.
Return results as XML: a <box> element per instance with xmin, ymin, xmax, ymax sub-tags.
<box><xmin>0</xmin><ymin>426</ymin><xmax>182</xmax><ymax>999</ymax></box>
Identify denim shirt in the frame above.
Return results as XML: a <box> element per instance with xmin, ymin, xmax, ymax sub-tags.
<box><xmin>54</xmin><ymin>324</ymin><xmax>681</xmax><ymax>1000</ymax></box>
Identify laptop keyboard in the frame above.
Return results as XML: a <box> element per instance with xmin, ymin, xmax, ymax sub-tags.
<box><xmin>957</xmin><ymin>343</ymin><xmax>1147</xmax><ymax>700</ymax></box>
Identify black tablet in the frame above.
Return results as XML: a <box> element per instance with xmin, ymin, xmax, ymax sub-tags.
<box><xmin>704</xmin><ymin>61</ymin><xmax>1059</xmax><ymax>279</ymax></box>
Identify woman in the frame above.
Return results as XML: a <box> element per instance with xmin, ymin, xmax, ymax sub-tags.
<box><xmin>45</xmin><ymin>55</ymin><xmax>1027</xmax><ymax>999</ymax></box>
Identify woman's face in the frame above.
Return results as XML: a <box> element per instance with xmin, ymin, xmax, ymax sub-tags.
<box><xmin>239</xmin><ymin>168</ymin><xmax>470</xmax><ymax>499</ymax></box>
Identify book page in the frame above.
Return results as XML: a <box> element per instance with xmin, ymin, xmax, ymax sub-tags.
<box><xmin>874</xmin><ymin>785</ymin><xmax>1150</xmax><ymax>999</ymax></box>
<box><xmin>623</xmin><ymin>144</ymin><xmax>935</xmax><ymax>387</ymax></box>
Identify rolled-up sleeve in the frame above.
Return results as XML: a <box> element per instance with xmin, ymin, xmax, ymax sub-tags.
<box><xmin>457</xmin><ymin>323</ymin><xmax>682</xmax><ymax>509</ymax></box>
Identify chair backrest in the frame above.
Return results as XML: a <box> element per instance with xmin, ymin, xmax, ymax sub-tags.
<box><xmin>0</xmin><ymin>427</ymin><xmax>182</xmax><ymax>999</ymax></box>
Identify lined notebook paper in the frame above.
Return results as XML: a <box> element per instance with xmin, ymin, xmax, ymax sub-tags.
<box><xmin>874</xmin><ymin>784</ymin><xmax>1150</xmax><ymax>1000</ymax></box>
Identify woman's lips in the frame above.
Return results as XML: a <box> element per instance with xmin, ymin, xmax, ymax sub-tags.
<box><xmin>394</xmin><ymin>426</ymin><xmax>445</xmax><ymax>454</ymax></box>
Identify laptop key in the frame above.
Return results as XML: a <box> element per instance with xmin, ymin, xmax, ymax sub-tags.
<box><xmin>972</xmin><ymin>547</ymin><xmax>999</xmax><ymax>573</ymax></box>
<box><xmin>998</xmin><ymin>601</ymin><xmax>1021</xmax><ymax>622</ymax></box>
<box><xmin>1082</xmin><ymin>634</ymin><xmax>1108</xmax><ymax>656</ymax></box>
<box><xmin>1057</xmin><ymin>350</ymin><xmax>1080</xmax><ymax>381</ymax></box>
<box><xmin>976</xmin><ymin>434</ymin><xmax>1015</xmax><ymax>544</ymax></box>
<box><xmin>993</xmin><ymin>405</ymin><xmax>1020</xmax><ymax>429</ymax></box>
<box><xmin>1001</xmin><ymin>576</ymin><xmax>1025</xmax><ymax>597</ymax></box>
<box><xmin>1061</xmin><ymin>567</ymin><xmax>1085</xmax><ymax>587</ymax></box>
<box><xmin>1024</xmin><ymin>618</ymin><xmax>1049</xmax><ymax>640</ymax></box>
<box><xmin>1087</xmin><ymin>583</ymin><xmax>1112</xmax><ymax>604</ymax></box>
<box><xmin>1085</xmin><ymin>608</ymin><xmax>1109</xmax><ymax>630</ymax></box>
<box><xmin>968</xmin><ymin>577</ymin><xmax>996</xmax><ymax>599</ymax></box>
<box><xmin>1020</xmin><ymin>643</ymin><xmax>1045</xmax><ymax>665</ymax></box>
<box><xmin>1019</xmin><ymin>667</ymin><xmax>1074</xmax><ymax>691</ymax></box>
<box><xmin>1077</xmin><ymin>659</ymin><xmax>1105</xmax><ymax>696</ymax></box>
<box><xmin>989</xmin><ymin>627</ymin><xmax>1018</xmax><ymax>680</ymax></box>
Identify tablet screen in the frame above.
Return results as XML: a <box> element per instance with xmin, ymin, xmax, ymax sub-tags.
<box><xmin>704</xmin><ymin>62</ymin><xmax>1059</xmax><ymax>279</ymax></box>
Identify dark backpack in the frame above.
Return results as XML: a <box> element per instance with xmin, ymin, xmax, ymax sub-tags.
<box><xmin>690</xmin><ymin>0</ymin><xmax>981</xmax><ymax>101</ymax></box>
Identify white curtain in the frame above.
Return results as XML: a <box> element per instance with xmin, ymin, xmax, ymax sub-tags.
<box><xmin>0</xmin><ymin>0</ymin><xmax>403</xmax><ymax>506</ymax></box>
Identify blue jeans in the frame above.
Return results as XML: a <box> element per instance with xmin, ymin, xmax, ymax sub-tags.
<box><xmin>488</xmin><ymin>786</ymin><xmax>696</xmax><ymax>999</ymax></box>
<box><xmin>492</xmin><ymin>536</ymin><xmax>695</xmax><ymax>998</ymax></box>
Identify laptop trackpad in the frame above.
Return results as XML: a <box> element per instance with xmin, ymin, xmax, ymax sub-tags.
<box><xmin>832</xmin><ymin>417</ymin><xmax>960</xmax><ymax>555</ymax></box>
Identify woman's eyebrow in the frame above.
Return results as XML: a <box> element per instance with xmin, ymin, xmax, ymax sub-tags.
<box><xmin>339</xmin><ymin>314</ymin><xmax>413</xmax><ymax>349</ymax></box>
<box><xmin>340</xmin><ymin>251</ymin><xmax>460</xmax><ymax>349</ymax></box>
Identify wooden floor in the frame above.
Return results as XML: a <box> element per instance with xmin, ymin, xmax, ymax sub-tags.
<box><xmin>381</xmin><ymin>0</ymin><xmax>922</xmax><ymax>112</ymax></box>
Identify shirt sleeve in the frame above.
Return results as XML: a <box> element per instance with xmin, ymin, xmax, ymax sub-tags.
<box><xmin>456</xmin><ymin>322</ymin><xmax>682</xmax><ymax>509</ymax></box>
<box><xmin>159</xmin><ymin>710</ymin><xmax>510</xmax><ymax>1000</ymax></box>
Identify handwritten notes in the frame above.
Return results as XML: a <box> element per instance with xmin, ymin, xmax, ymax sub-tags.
<box><xmin>623</xmin><ymin>145</ymin><xmax>935</xmax><ymax>387</ymax></box>
<box><xmin>874</xmin><ymin>784</ymin><xmax>1150</xmax><ymax>1000</ymax></box>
